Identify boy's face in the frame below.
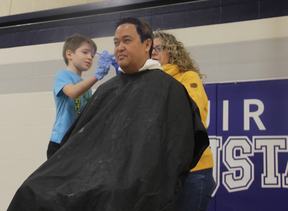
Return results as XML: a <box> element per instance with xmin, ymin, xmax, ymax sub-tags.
<box><xmin>67</xmin><ymin>42</ymin><xmax>95</xmax><ymax>72</ymax></box>
<box><xmin>114</xmin><ymin>23</ymin><xmax>151</xmax><ymax>74</ymax></box>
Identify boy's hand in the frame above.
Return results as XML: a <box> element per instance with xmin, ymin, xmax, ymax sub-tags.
<box><xmin>94</xmin><ymin>50</ymin><xmax>114</xmax><ymax>80</ymax></box>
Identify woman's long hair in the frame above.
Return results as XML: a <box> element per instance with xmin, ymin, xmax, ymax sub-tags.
<box><xmin>153</xmin><ymin>30</ymin><xmax>205</xmax><ymax>79</ymax></box>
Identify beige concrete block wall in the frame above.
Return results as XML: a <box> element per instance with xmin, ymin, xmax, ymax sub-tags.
<box><xmin>0</xmin><ymin>0</ymin><xmax>11</xmax><ymax>17</ymax></box>
<box><xmin>0</xmin><ymin>0</ymin><xmax>106</xmax><ymax>17</ymax></box>
<box><xmin>0</xmin><ymin>92</ymin><xmax>55</xmax><ymax>210</ymax></box>
<box><xmin>1</xmin><ymin>16</ymin><xmax>288</xmax><ymax>210</ymax></box>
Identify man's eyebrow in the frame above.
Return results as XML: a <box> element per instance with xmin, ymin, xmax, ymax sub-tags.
<box><xmin>114</xmin><ymin>35</ymin><xmax>133</xmax><ymax>41</ymax></box>
<box><xmin>122</xmin><ymin>35</ymin><xmax>133</xmax><ymax>39</ymax></box>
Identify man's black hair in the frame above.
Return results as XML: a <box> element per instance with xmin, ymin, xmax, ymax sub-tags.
<box><xmin>116</xmin><ymin>17</ymin><xmax>154</xmax><ymax>58</ymax></box>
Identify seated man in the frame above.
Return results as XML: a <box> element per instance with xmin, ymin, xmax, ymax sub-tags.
<box><xmin>7</xmin><ymin>17</ymin><xmax>209</xmax><ymax>211</ymax></box>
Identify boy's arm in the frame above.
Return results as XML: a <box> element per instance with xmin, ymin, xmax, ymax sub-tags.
<box><xmin>63</xmin><ymin>50</ymin><xmax>114</xmax><ymax>99</ymax></box>
<box><xmin>62</xmin><ymin>75</ymin><xmax>98</xmax><ymax>99</ymax></box>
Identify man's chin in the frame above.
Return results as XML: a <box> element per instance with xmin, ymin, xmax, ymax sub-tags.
<box><xmin>118</xmin><ymin>62</ymin><xmax>127</xmax><ymax>69</ymax></box>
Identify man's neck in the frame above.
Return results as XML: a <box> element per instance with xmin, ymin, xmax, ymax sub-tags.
<box><xmin>121</xmin><ymin>58</ymin><xmax>150</xmax><ymax>74</ymax></box>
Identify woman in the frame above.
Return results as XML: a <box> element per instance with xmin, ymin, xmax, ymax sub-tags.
<box><xmin>152</xmin><ymin>31</ymin><xmax>215</xmax><ymax>211</ymax></box>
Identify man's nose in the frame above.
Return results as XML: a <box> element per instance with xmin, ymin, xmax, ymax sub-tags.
<box><xmin>117</xmin><ymin>42</ymin><xmax>125</xmax><ymax>51</ymax></box>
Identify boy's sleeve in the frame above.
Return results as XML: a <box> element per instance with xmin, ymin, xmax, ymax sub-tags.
<box><xmin>54</xmin><ymin>71</ymin><xmax>74</xmax><ymax>97</ymax></box>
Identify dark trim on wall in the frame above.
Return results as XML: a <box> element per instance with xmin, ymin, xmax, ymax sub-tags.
<box><xmin>0</xmin><ymin>0</ymin><xmax>287</xmax><ymax>49</ymax></box>
<box><xmin>0</xmin><ymin>0</ymin><xmax>199</xmax><ymax>28</ymax></box>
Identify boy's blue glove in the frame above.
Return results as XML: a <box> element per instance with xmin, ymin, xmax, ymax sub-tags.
<box><xmin>111</xmin><ymin>58</ymin><xmax>120</xmax><ymax>75</ymax></box>
<box><xmin>94</xmin><ymin>50</ymin><xmax>114</xmax><ymax>80</ymax></box>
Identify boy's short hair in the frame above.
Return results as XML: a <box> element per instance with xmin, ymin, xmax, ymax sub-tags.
<box><xmin>116</xmin><ymin>17</ymin><xmax>153</xmax><ymax>58</ymax></box>
<box><xmin>63</xmin><ymin>34</ymin><xmax>97</xmax><ymax>65</ymax></box>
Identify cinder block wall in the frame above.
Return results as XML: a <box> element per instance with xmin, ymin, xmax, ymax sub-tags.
<box><xmin>0</xmin><ymin>0</ymin><xmax>105</xmax><ymax>17</ymax></box>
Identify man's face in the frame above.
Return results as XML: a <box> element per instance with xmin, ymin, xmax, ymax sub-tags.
<box><xmin>114</xmin><ymin>24</ymin><xmax>151</xmax><ymax>74</ymax></box>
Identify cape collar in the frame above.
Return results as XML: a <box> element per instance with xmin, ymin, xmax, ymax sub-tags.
<box><xmin>119</xmin><ymin>59</ymin><xmax>163</xmax><ymax>73</ymax></box>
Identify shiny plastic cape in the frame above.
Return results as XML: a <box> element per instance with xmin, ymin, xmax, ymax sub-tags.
<box><xmin>7</xmin><ymin>69</ymin><xmax>209</xmax><ymax>211</ymax></box>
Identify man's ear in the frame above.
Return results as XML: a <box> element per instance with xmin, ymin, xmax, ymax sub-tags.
<box><xmin>145</xmin><ymin>38</ymin><xmax>152</xmax><ymax>53</ymax></box>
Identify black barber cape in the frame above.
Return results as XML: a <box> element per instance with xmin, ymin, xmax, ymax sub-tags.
<box><xmin>7</xmin><ymin>69</ymin><xmax>209</xmax><ymax>211</ymax></box>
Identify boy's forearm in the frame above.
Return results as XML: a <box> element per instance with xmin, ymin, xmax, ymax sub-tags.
<box><xmin>63</xmin><ymin>75</ymin><xmax>98</xmax><ymax>99</ymax></box>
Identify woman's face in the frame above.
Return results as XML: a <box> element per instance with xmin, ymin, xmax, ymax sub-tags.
<box><xmin>152</xmin><ymin>38</ymin><xmax>170</xmax><ymax>66</ymax></box>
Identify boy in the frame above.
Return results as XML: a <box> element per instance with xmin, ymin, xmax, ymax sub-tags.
<box><xmin>47</xmin><ymin>34</ymin><xmax>111</xmax><ymax>159</ymax></box>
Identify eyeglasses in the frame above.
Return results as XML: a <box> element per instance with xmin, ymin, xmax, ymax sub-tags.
<box><xmin>153</xmin><ymin>45</ymin><xmax>166</xmax><ymax>54</ymax></box>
